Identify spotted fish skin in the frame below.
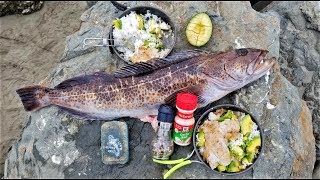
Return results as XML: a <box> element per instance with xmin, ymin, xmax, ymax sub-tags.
<box><xmin>16</xmin><ymin>48</ymin><xmax>275</xmax><ymax>121</ymax></box>
<box><xmin>46</xmin><ymin>55</ymin><xmax>208</xmax><ymax>119</ymax></box>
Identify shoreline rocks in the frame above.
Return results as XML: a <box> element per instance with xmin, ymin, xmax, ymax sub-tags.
<box><xmin>3</xmin><ymin>1</ymin><xmax>316</xmax><ymax>179</ymax></box>
<box><xmin>0</xmin><ymin>1</ymin><xmax>44</xmax><ymax>16</ymax></box>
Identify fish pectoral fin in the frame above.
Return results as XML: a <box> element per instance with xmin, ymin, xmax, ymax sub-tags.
<box><xmin>113</xmin><ymin>50</ymin><xmax>208</xmax><ymax>78</ymax></box>
<box><xmin>55</xmin><ymin>72</ymin><xmax>116</xmax><ymax>89</ymax></box>
<box><xmin>164</xmin><ymin>85</ymin><xmax>207</xmax><ymax>108</ymax></box>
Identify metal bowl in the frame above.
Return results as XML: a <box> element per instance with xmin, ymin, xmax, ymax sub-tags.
<box><xmin>192</xmin><ymin>104</ymin><xmax>265</xmax><ymax>175</ymax></box>
<box><xmin>108</xmin><ymin>4</ymin><xmax>176</xmax><ymax>64</ymax></box>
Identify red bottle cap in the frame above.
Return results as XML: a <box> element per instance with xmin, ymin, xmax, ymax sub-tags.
<box><xmin>176</xmin><ymin>93</ymin><xmax>198</xmax><ymax>111</ymax></box>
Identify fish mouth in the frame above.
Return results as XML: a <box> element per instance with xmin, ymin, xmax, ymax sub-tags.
<box><xmin>252</xmin><ymin>50</ymin><xmax>276</xmax><ymax>75</ymax></box>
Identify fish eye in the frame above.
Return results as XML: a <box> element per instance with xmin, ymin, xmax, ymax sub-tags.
<box><xmin>236</xmin><ymin>49</ymin><xmax>248</xmax><ymax>56</ymax></box>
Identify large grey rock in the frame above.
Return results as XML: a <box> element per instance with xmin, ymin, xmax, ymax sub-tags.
<box><xmin>235</xmin><ymin>63</ymin><xmax>315</xmax><ymax>179</ymax></box>
<box><xmin>4</xmin><ymin>1</ymin><xmax>315</xmax><ymax>179</ymax></box>
<box><xmin>262</xmin><ymin>1</ymin><xmax>320</xmax><ymax>160</ymax></box>
<box><xmin>0</xmin><ymin>1</ymin><xmax>89</xmax><ymax>177</ymax></box>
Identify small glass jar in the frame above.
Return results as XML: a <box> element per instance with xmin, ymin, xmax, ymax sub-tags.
<box><xmin>152</xmin><ymin>104</ymin><xmax>175</xmax><ymax>160</ymax></box>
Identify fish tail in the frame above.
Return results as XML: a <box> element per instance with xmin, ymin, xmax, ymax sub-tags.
<box><xmin>16</xmin><ymin>86</ymin><xmax>51</xmax><ymax>111</ymax></box>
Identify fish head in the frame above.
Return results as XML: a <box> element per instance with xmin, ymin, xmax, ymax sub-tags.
<box><xmin>205</xmin><ymin>48</ymin><xmax>276</xmax><ymax>90</ymax></box>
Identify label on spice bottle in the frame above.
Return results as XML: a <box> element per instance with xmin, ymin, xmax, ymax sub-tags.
<box><xmin>177</xmin><ymin>111</ymin><xmax>194</xmax><ymax>119</ymax></box>
<box><xmin>173</xmin><ymin>121</ymin><xmax>194</xmax><ymax>145</ymax></box>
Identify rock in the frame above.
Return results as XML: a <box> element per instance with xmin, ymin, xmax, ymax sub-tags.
<box><xmin>86</xmin><ymin>1</ymin><xmax>98</xmax><ymax>8</ymax></box>
<box><xmin>0</xmin><ymin>1</ymin><xmax>44</xmax><ymax>16</ymax></box>
<box><xmin>262</xmin><ymin>1</ymin><xmax>320</xmax><ymax>160</ymax></box>
<box><xmin>0</xmin><ymin>1</ymin><xmax>88</xmax><ymax>177</ymax></box>
<box><xmin>4</xmin><ymin>1</ymin><xmax>316</xmax><ymax>179</ymax></box>
<box><xmin>234</xmin><ymin>63</ymin><xmax>315</xmax><ymax>179</ymax></box>
<box><xmin>314</xmin><ymin>161</ymin><xmax>320</xmax><ymax>179</ymax></box>
<box><xmin>238</xmin><ymin>63</ymin><xmax>315</xmax><ymax>179</ymax></box>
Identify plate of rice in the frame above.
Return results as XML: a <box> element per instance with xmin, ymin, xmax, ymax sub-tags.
<box><xmin>110</xmin><ymin>7</ymin><xmax>176</xmax><ymax>64</ymax></box>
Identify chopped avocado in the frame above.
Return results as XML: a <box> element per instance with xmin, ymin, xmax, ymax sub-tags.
<box><xmin>226</xmin><ymin>161</ymin><xmax>240</xmax><ymax>173</ymax></box>
<box><xmin>150</xmin><ymin>27</ymin><xmax>161</xmax><ymax>36</ymax></box>
<box><xmin>240</xmin><ymin>143</ymin><xmax>246</xmax><ymax>150</ymax></box>
<box><xmin>246</xmin><ymin>152</ymin><xmax>255</xmax><ymax>163</ymax></box>
<box><xmin>156</xmin><ymin>41</ymin><xmax>164</xmax><ymax>49</ymax></box>
<box><xmin>231</xmin><ymin>114</ymin><xmax>238</xmax><ymax>120</ymax></box>
<box><xmin>243</xmin><ymin>132</ymin><xmax>251</xmax><ymax>144</ymax></box>
<box><xmin>148</xmin><ymin>18</ymin><xmax>158</xmax><ymax>33</ymax></box>
<box><xmin>217</xmin><ymin>165</ymin><xmax>226</xmax><ymax>172</ymax></box>
<box><xmin>143</xmin><ymin>40</ymin><xmax>149</xmax><ymax>48</ymax></box>
<box><xmin>151</xmin><ymin>34</ymin><xmax>157</xmax><ymax>38</ymax></box>
<box><xmin>230</xmin><ymin>145</ymin><xmax>245</xmax><ymax>160</ymax></box>
<box><xmin>218</xmin><ymin>110</ymin><xmax>234</xmax><ymax>122</ymax></box>
<box><xmin>246</xmin><ymin>136</ymin><xmax>261</xmax><ymax>154</ymax></box>
<box><xmin>241</xmin><ymin>115</ymin><xmax>253</xmax><ymax>135</ymax></box>
<box><xmin>112</xmin><ymin>19</ymin><xmax>122</xmax><ymax>29</ymax></box>
<box><xmin>136</xmin><ymin>14</ymin><xmax>144</xmax><ymax>30</ymax></box>
<box><xmin>185</xmin><ymin>12</ymin><xmax>213</xmax><ymax>47</ymax></box>
<box><xmin>242</xmin><ymin>157</ymin><xmax>250</xmax><ymax>166</ymax></box>
<box><xmin>239</xmin><ymin>165</ymin><xmax>246</xmax><ymax>170</ymax></box>
<box><xmin>196</xmin><ymin>131</ymin><xmax>205</xmax><ymax>147</ymax></box>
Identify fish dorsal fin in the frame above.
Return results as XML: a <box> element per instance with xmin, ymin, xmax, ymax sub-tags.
<box><xmin>114</xmin><ymin>49</ymin><xmax>209</xmax><ymax>78</ymax></box>
<box><xmin>55</xmin><ymin>72</ymin><xmax>116</xmax><ymax>89</ymax></box>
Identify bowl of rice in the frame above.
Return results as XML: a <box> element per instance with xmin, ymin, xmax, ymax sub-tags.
<box><xmin>193</xmin><ymin>104</ymin><xmax>264</xmax><ymax>175</ymax></box>
<box><xmin>109</xmin><ymin>6</ymin><xmax>176</xmax><ymax>64</ymax></box>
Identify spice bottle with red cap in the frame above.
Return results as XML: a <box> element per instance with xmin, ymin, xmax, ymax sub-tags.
<box><xmin>173</xmin><ymin>93</ymin><xmax>198</xmax><ymax>146</ymax></box>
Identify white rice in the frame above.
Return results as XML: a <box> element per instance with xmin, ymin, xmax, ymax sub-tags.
<box><xmin>229</xmin><ymin>133</ymin><xmax>244</xmax><ymax>147</ymax></box>
<box><xmin>228</xmin><ymin>113</ymin><xmax>260</xmax><ymax>147</ymax></box>
<box><xmin>208</xmin><ymin>112</ymin><xmax>220</xmax><ymax>121</ymax></box>
<box><xmin>112</xmin><ymin>11</ymin><xmax>172</xmax><ymax>63</ymax></box>
<box><xmin>249</xmin><ymin>122</ymin><xmax>260</xmax><ymax>140</ymax></box>
<box><xmin>199</xmin><ymin>147</ymin><xmax>205</xmax><ymax>154</ymax></box>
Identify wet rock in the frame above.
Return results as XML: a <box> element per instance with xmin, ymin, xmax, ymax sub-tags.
<box><xmin>262</xmin><ymin>1</ymin><xmax>320</xmax><ymax>161</ymax></box>
<box><xmin>0</xmin><ymin>1</ymin><xmax>44</xmax><ymax>16</ymax></box>
<box><xmin>4</xmin><ymin>1</ymin><xmax>315</xmax><ymax>179</ymax></box>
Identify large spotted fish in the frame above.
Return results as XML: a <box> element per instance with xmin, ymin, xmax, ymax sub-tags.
<box><xmin>16</xmin><ymin>48</ymin><xmax>275</xmax><ymax>129</ymax></box>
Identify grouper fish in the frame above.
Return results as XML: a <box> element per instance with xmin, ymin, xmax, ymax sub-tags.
<box><xmin>16</xmin><ymin>48</ymin><xmax>275</xmax><ymax>130</ymax></box>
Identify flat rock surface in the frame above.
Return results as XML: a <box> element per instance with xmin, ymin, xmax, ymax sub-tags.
<box><xmin>3</xmin><ymin>1</ymin><xmax>316</xmax><ymax>179</ymax></box>
<box><xmin>0</xmin><ymin>1</ymin><xmax>88</xmax><ymax>176</ymax></box>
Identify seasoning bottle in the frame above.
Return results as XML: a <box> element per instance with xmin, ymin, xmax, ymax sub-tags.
<box><xmin>173</xmin><ymin>93</ymin><xmax>198</xmax><ymax>146</ymax></box>
<box><xmin>152</xmin><ymin>104</ymin><xmax>175</xmax><ymax>160</ymax></box>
